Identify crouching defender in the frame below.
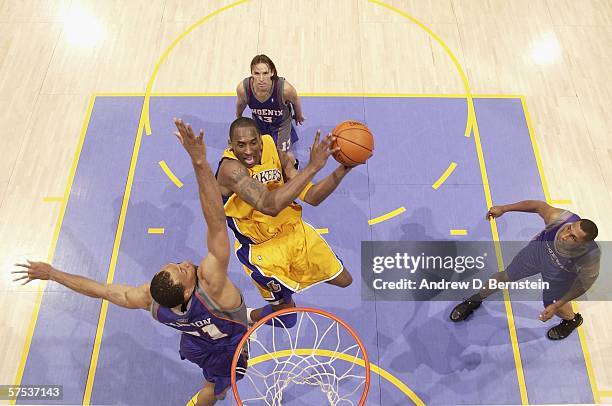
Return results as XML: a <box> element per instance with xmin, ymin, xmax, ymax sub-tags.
<box><xmin>450</xmin><ymin>200</ymin><xmax>600</xmax><ymax>341</ymax></box>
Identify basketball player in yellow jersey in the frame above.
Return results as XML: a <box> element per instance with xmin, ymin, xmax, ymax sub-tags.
<box><xmin>216</xmin><ymin>117</ymin><xmax>358</xmax><ymax>327</ymax></box>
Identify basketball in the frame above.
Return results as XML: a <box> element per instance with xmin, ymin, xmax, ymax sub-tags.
<box><xmin>331</xmin><ymin>120</ymin><xmax>374</xmax><ymax>167</ymax></box>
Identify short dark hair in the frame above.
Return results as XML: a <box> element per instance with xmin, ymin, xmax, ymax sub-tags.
<box><xmin>229</xmin><ymin>117</ymin><xmax>260</xmax><ymax>141</ymax></box>
<box><xmin>250</xmin><ymin>54</ymin><xmax>277</xmax><ymax>79</ymax></box>
<box><xmin>150</xmin><ymin>270</ymin><xmax>185</xmax><ymax>308</ymax></box>
<box><xmin>579</xmin><ymin>219</ymin><xmax>598</xmax><ymax>241</ymax></box>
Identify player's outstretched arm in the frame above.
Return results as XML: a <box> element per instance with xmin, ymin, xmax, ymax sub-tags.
<box><xmin>218</xmin><ymin>130</ymin><xmax>336</xmax><ymax>216</ymax></box>
<box><xmin>236</xmin><ymin>82</ymin><xmax>248</xmax><ymax>118</ymax></box>
<box><xmin>174</xmin><ymin>119</ymin><xmax>229</xmax><ymax>271</ymax></box>
<box><xmin>13</xmin><ymin>260</ymin><xmax>152</xmax><ymax>310</ymax></box>
<box><xmin>486</xmin><ymin>200</ymin><xmax>564</xmax><ymax>224</ymax></box>
<box><xmin>281</xmin><ymin>150</ymin><xmax>353</xmax><ymax>206</ymax></box>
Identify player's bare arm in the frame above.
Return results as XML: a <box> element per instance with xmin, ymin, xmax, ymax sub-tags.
<box><xmin>283</xmin><ymin>81</ymin><xmax>305</xmax><ymax>125</ymax></box>
<box><xmin>559</xmin><ymin>261</ymin><xmax>599</xmax><ymax>305</ymax></box>
<box><xmin>173</xmin><ymin>119</ymin><xmax>240</xmax><ymax>308</ymax></box>
<box><xmin>539</xmin><ymin>264</ymin><xmax>599</xmax><ymax>321</ymax></box>
<box><xmin>236</xmin><ymin>82</ymin><xmax>248</xmax><ymax>118</ymax></box>
<box><xmin>486</xmin><ymin>200</ymin><xmax>564</xmax><ymax>224</ymax></box>
<box><xmin>280</xmin><ymin>148</ymin><xmax>353</xmax><ymax>206</ymax></box>
<box><xmin>13</xmin><ymin>260</ymin><xmax>152</xmax><ymax>310</ymax></box>
<box><xmin>218</xmin><ymin>131</ymin><xmax>335</xmax><ymax>216</ymax></box>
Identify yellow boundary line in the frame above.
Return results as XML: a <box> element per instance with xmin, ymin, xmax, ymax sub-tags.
<box><xmin>315</xmin><ymin>228</ymin><xmax>329</xmax><ymax>235</ymax></box>
<box><xmin>158</xmin><ymin>160</ymin><xmax>184</xmax><ymax>188</ymax></box>
<box><xmin>368</xmin><ymin>206</ymin><xmax>406</xmax><ymax>225</ymax></box>
<box><xmin>600</xmin><ymin>390</ymin><xmax>612</xmax><ymax>398</ymax></box>
<box><xmin>147</xmin><ymin>228</ymin><xmax>165</xmax><ymax>234</ymax></box>
<box><xmin>187</xmin><ymin>349</ymin><xmax>425</xmax><ymax>406</ymax></box>
<box><xmin>82</xmin><ymin>104</ymin><xmax>148</xmax><ymax>404</ymax></box>
<box><xmin>450</xmin><ymin>229</ymin><xmax>467</xmax><ymax>236</ymax></box>
<box><xmin>432</xmin><ymin>162</ymin><xmax>457</xmax><ymax>190</ymax></box>
<box><xmin>550</xmin><ymin>199</ymin><xmax>572</xmax><ymax>205</ymax></box>
<box><xmin>521</xmin><ymin>96</ymin><xmax>600</xmax><ymax>404</ymax></box>
<box><xmin>42</xmin><ymin>196</ymin><xmax>64</xmax><ymax>203</ymax></box>
<box><xmin>95</xmin><ymin>92</ymin><xmax>524</xmax><ymax>98</ymax></box>
<box><xmin>471</xmin><ymin>105</ymin><xmax>529</xmax><ymax>403</ymax></box>
<box><xmin>12</xmin><ymin>95</ymin><xmax>97</xmax><ymax>400</ymax></box>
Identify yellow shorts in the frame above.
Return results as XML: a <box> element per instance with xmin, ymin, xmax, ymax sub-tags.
<box><xmin>234</xmin><ymin>220</ymin><xmax>344</xmax><ymax>303</ymax></box>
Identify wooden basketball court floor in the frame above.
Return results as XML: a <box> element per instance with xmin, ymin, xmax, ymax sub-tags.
<box><xmin>1</xmin><ymin>1</ymin><xmax>611</xmax><ymax>405</ymax></box>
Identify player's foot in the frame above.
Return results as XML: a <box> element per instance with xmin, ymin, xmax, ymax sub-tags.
<box><xmin>450</xmin><ymin>296</ymin><xmax>482</xmax><ymax>322</ymax></box>
<box><xmin>547</xmin><ymin>313</ymin><xmax>583</xmax><ymax>340</ymax></box>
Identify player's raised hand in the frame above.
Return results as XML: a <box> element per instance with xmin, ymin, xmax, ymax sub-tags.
<box><xmin>486</xmin><ymin>206</ymin><xmax>506</xmax><ymax>220</ymax></box>
<box><xmin>174</xmin><ymin>118</ymin><xmax>206</xmax><ymax>161</ymax></box>
<box><xmin>12</xmin><ymin>260</ymin><xmax>55</xmax><ymax>285</ymax></box>
<box><xmin>307</xmin><ymin>130</ymin><xmax>339</xmax><ymax>172</ymax></box>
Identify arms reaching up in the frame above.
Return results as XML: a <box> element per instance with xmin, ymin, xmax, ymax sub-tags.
<box><xmin>174</xmin><ymin>119</ymin><xmax>229</xmax><ymax>269</ymax></box>
<box><xmin>173</xmin><ymin>119</ymin><xmax>241</xmax><ymax>305</ymax></box>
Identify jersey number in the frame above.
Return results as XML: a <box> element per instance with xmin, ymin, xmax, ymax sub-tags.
<box><xmin>261</xmin><ymin>116</ymin><xmax>273</xmax><ymax>123</ymax></box>
<box><xmin>184</xmin><ymin>324</ymin><xmax>228</xmax><ymax>340</ymax></box>
<box><xmin>267</xmin><ymin>280</ymin><xmax>282</xmax><ymax>292</ymax></box>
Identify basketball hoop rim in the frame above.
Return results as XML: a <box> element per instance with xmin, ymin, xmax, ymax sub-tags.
<box><xmin>231</xmin><ymin>306</ymin><xmax>371</xmax><ymax>405</ymax></box>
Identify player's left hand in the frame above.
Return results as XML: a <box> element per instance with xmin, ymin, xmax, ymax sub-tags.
<box><xmin>539</xmin><ymin>302</ymin><xmax>560</xmax><ymax>322</ymax></box>
<box><xmin>12</xmin><ymin>260</ymin><xmax>54</xmax><ymax>285</ymax></box>
<box><xmin>294</xmin><ymin>114</ymin><xmax>306</xmax><ymax>125</ymax></box>
<box><xmin>174</xmin><ymin>118</ymin><xmax>206</xmax><ymax>161</ymax></box>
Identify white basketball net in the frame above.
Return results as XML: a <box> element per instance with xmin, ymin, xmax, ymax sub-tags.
<box><xmin>234</xmin><ymin>310</ymin><xmax>368</xmax><ymax>405</ymax></box>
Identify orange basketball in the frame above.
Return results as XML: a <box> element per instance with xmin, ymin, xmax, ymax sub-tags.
<box><xmin>331</xmin><ymin>120</ymin><xmax>374</xmax><ymax>167</ymax></box>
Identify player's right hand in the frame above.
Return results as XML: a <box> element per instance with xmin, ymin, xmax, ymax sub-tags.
<box><xmin>12</xmin><ymin>260</ymin><xmax>54</xmax><ymax>285</ymax></box>
<box><xmin>486</xmin><ymin>206</ymin><xmax>505</xmax><ymax>220</ymax></box>
<box><xmin>307</xmin><ymin>130</ymin><xmax>337</xmax><ymax>171</ymax></box>
<box><xmin>174</xmin><ymin>118</ymin><xmax>206</xmax><ymax>162</ymax></box>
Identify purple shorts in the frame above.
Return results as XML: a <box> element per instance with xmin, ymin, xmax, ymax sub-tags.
<box><xmin>179</xmin><ymin>333</ymin><xmax>247</xmax><ymax>396</ymax></box>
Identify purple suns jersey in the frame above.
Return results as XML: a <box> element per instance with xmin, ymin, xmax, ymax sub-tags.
<box><xmin>243</xmin><ymin>76</ymin><xmax>293</xmax><ymax>135</ymax></box>
<box><xmin>533</xmin><ymin>210</ymin><xmax>600</xmax><ymax>274</ymax></box>
<box><xmin>150</xmin><ymin>283</ymin><xmax>248</xmax><ymax>349</ymax></box>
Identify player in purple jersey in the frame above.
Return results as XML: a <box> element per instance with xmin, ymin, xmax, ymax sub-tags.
<box><xmin>14</xmin><ymin>119</ymin><xmax>248</xmax><ymax>405</ymax></box>
<box><xmin>449</xmin><ymin>200</ymin><xmax>600</xmax><ymax>340</ymax></box>
<box><xmin>236</xmin><ymin>54</ymin><xmax>305</xmax><ymax>152</ymax></box>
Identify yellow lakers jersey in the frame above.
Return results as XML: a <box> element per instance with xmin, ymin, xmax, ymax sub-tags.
<box><xmin>220</xmin><ymin>135</ymin><xmax>303</xmax><ymax>244</ymax></box>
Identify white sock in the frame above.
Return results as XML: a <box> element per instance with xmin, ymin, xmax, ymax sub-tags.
<box><xmin>246</xmin><ymin>307</ymin><xmax>255</xmax><ymax>324</ymax></box>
